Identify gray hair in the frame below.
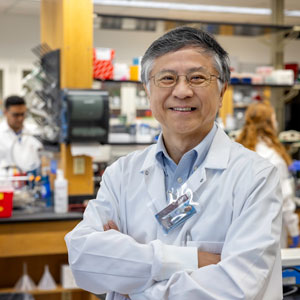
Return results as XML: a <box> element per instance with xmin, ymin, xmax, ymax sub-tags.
<box><xmin>141</xmin><ymin>26</ymin><xmax>230</xmax><ymax>91</ymax></box>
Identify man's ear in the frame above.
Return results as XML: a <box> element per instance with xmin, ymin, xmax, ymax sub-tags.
<box><xmin>143</xmin><ymin>84</ymin><xmax>150</xmax><ymax>99</ymax></box>
<box><xmin>219</xmin><ymin>82</ymin><xmax>228</xmax><ymax>108</ymax></box>
<box><xmin>220</xmin><ymin>82</ymin><xmax>228</xmax><ymax>99</ymax></box>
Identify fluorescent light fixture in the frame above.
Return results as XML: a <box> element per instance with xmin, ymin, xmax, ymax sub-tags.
<box><xmin>285</xmin><ymin>10</ymin><xmax>300</xmax><ymax>17</ymax></box>
<box><xmin>93</xmin><ymin>0</ymin><xmax>300</xmax><ymax>17</ymax></box>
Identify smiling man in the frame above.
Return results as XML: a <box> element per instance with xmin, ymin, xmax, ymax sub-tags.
<box><xmin>65</xmin><ymin>27</ymin><xmax>282</xmax><ymax>300</ymax></box>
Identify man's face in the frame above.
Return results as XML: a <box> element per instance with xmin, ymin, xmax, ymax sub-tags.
<box><xmin>5</xmin><ymin>104</ymin><xmax>27</xmax><ymax>132</ymax></box>
<box><xmin>144</xmin><ymin>47</ymin><xmax>226</xmax><ymax>141</ymax></box>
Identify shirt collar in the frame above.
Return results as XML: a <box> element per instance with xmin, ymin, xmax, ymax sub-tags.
<box><xmin>155</xmin><ymin>123</ymin><xmax>217</xmax><ymax>168</ymax></box>
<box><xmin>141</xmin><ymin>123</ymin><xmax>232</xmax><ymax>172</ymax></box>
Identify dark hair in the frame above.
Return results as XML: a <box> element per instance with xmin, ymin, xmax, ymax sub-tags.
<box><xmin>141</xmin><ymin>26</ymin><xmax>230</xmax><ymax>88</ymax></box>
<box><xmin>4</xmin><ymin>95</ymin><xmax>26</xmax><ymax>110</ymax></box>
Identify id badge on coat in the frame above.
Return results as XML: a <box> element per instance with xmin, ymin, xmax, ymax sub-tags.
<box><xmin>155</xmin><ymin>193</ymin><xmax>196</xmax><ymax>233</ymax></box>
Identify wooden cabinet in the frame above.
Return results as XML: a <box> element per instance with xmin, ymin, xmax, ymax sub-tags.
<box><xmin>0</xmin><ymin>216</ymin><xmax>100</xmax><ymax>300</ymax></box>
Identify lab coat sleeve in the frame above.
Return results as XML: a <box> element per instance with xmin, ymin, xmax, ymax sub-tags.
<box><xmin>280</xmin><ymin>166</ymin><xmax>299</xmax><ymax>237</ymax></box>
<box><xmin>65</xmin><ymin>159</ymin><xmax>198</xmax><ymax>295</ymax></box>
<box><xmin>130</xmin><ymin>165</ymin><xmax>282</xmax><ymax>300</ymax></box>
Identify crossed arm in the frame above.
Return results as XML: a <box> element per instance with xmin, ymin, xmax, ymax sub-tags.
<box><xmin>103</xmin><ymin>220</ymin><xmax>221</xmax><ymax>268</ymax></box>
<box><xmin>103</xmin><ymin>220</ymin><xmax>221</xmax><ymax>299</ymax></box>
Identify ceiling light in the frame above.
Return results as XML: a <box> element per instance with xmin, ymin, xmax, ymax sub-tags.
<box><xmin>93</xmin><ymin>0</ymin><xmax>300</xmax><ymax>17</ymax></box>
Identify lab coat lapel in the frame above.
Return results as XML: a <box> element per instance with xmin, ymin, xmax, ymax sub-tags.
<box><xmin>186</xmin><ymin>167</ymin><xmax>207</xmax><ymax>195</ymax></box>
<box><xmin>143</xmin><ymin>165</ymin><xmax>167</xmax><ymax>212</ymax></box>
<box><xmin>184</xmin><ymin>126</ymin><xmax>232</xmax><ymax>203</ymax></box>
<box><xmin>141</xmin><ymin>146</ymin><xmax>167</xmax><ymax>213</ymax></box>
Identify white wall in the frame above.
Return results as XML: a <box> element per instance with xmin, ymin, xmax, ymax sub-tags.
<box><xmin>0</xmin><ymin>15</ymin><xmax>40</xmax><ymax>98</ymax></box>
<box><xmin>0</xmin><ymin>14</ymin><xmax>299</xmax><ymax>99</ymax></box>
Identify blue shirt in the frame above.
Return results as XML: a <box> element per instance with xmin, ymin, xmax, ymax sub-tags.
<box><xmin>155</xmin><ymin>124</ymin><xmax>217</xmax><ymax>202</ymax></box>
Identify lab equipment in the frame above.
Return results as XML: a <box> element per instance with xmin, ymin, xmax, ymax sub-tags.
<box><xmin>38</xmin><ymin>265</ymin><xmax>57</xmax><ymax>290</ymax></box>
<box><xmin>61</xmin><ymin>264</ymin><xmax>78</xmax><ymax>289</ymax></box>
<box><xmin>14</xmin><ymin>263</ymin><xmax>36</xmax><ymax>292</ymax></box>
<box><xmin>54</xmin><ymin>169</ymin><xmax>68</xmax><ymax>214</ymax></box>
<box><xmin>282</xmin><ymin>248</ymin><xmax>300</xmax><ymax>285</ymax></box>
<box><xmin>0</xmin><ymin>171</ymin><xmax>14</xmax><ymax>218</ymax></box>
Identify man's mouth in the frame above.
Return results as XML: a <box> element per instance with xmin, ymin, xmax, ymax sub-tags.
<box><xmin>171</xmin><ymin>107</ymin><xmax>196</xmax><ymax>112</ymax></box>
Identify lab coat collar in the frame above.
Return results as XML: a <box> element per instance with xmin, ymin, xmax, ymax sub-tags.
<box><xmin>203</xmin><ymin>125</ymin><xmax>231</xmax><ymax>170</ymax></box>
<box><xmin>0</xmin><ymin>119</ymin><xmax>11</xmax><ymax>132</ymax></box>
<box><xmin>140</xmin><ymin>125</ymin><xmax>232</xmax><ymax>212</ymax></box>
<box><xmin>0</xmin><ymin>119</ymin><xmax>25</xmax><ymax>135</ymax></box>
<box><xmin>140</xmin><ymin>124</ymin><xmax>231</xmax><ymax>173</ymax></box>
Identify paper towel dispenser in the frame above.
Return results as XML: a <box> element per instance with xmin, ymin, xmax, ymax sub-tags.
<box><xmin>60</xmin><ymin>89</ymin><xmax>109</xmax><ymax>143</ymax></box>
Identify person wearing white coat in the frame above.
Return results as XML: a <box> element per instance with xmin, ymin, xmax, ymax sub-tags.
<box><xmin>0</xmin><ymin>95</ymin><xmax>42</xmax><ymax>173</ymax></box>
<box><xmin>237</xmin><ymin>101</ymin><xmax>299</xmax><ymax>249</ymax></box>
<box><xmin>65</xmin><ymin>27</ymin><xmax>282</xmax><ymax>300</ymax></box>
<box><xmin>256</xmin><ymin>141</ymin><xmax>299</xmax><ymax>248</ymax></box>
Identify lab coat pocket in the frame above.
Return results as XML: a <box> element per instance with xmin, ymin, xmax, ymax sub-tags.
<box><xmin>186</xmin><ymin>241</ymin><xmax>223</xmax><ymax>254</ymax></box>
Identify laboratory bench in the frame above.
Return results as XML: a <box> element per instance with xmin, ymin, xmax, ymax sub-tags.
<box><xmin>0</xmin><ymin>210</ymin><xmax>100</xmax><ymax>300</ymax></box>
<box><xmin>0</xmin><ymin>210</ymin><xmax>83</xmax><ymax>224</ymax></box>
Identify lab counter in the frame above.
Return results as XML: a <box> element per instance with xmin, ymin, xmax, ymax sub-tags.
<box><xmin>0</xmin><ymin>209</ymin><xmax>83</xmax><ymax>223</ymax></box>
<box><xmin>0</xmin><ymin>209</ymin><xmax>91</xmax><ymax>299</ymax></box>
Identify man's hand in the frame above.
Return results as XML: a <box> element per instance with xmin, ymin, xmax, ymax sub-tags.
<box><xmin>103</xmin><ymin>220</ymin><xmax>119</xmax><ymax>231</ymax></box>
<box><xmin>198</xmin><ymin>251</ymin><xmax>221</xmax><ymax>268</ymax></box>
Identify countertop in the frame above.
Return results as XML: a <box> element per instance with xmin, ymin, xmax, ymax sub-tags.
<box><xmin>0</xmin><ymin>208</ymin><xmax>83</xmax><ymax>223</ymax></box>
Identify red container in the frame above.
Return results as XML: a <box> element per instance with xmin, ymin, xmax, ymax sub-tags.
<box><xmin>285</xmin><ymin>63</ymin><xmax>299</xmax><ymax>81</ymax></box>
<box><xmin>0</xmin><ymin>190</ymin><xmax>13</xmax><ymax>218</ymax></box>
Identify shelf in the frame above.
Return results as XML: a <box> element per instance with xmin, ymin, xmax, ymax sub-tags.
<box><xmin>110</xmin><ymin>106</ymin><xmax>149</xmax><ymax>110</ymax></box>
<box><xmin>230</xmin><ymin>82</ymin><xmax>294</xmax><ymax>88</ymax></box>
<box><xmin>234</xmin><ymin>103</ymin><xmax>251</xmax><ymax>109</ymax></box>
<box><xmin>136</xmin><ymin>106</ymin><xmax>150</xmax><ymax>110</ymax></box>
<box><xmin>95</xmin><ymin>78</ymin><xmax>296</xmax><ymax>89</ymax></box>
<box><xmin>0</xmin><ymin>285</ymin><xmax>80</xmax><ymax>295</ymax></box>
<box><xmin>95</xmin><ymin>78</ymin><xmax>141</xmax><ymax>84</ymax></box>
<box><xmin>95</xmin><ymin>13</ymin><xmax>295</xmax><ymax>37</ymax></box>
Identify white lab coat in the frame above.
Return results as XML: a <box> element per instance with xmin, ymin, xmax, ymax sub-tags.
<box><xmin>65</xmin><ymin>126</ymin><xmax>283</xmax><ymax>300</ymax></box>
<box><xmin>0</xmin><ymin>120</ymin><xmax>42</xmax><ymax>172</ymax></box>
<box><xmin>256</xmin><ymin>140</ymin><xmax>299</xmax><ymax>248</ymax></box>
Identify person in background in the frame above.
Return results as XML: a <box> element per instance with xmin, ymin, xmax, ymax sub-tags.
<box><xmin>65</xmin><ymin>26</ymin><xmax>282</xmax><ymax>300</ymax></box>
<box><xmin>236</xmin><ymin>101</ymin><xmax>299</xmax><ymax>248</ymax></box>
<box><xmin>0</xmin><ymin>95</ymin><xmax>43</xmax><ymax>173</ymax></box>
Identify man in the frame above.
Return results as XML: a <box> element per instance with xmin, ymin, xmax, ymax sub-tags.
<box><xmin>0</xmin><ymin>95</ymin><xmax>42</xmax><ymax>173</ymax></box>
<box><xmin>65</xmin><ymin>26</ymin><xmax>282</xmax><ymax>299</ymax></box>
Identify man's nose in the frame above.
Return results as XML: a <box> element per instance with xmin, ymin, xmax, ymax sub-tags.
<box><xmin>171</xmin><ymin>76</ymin><xmax>193</xmax><ymax>99</ymax></box>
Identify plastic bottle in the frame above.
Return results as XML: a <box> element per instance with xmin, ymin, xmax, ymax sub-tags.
<box><xmin>41</xmin><ymin>174</ymin><xmax>52</xmax><ymax>207</ymax></box>
<box><xmin>54</xmin><ymin>169</ymin><xmax>68</xmax><ymax>213</ymax></box>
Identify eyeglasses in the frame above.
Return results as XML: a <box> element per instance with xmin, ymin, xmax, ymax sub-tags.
<box><xmin>150</xmin><ymin>69</ymin><xmax>221</xmax><ymax>88</ymax></box>
<box><xmin>10</xmin><ymin>112</ymin><xmax>26</xmax><ymax>118</ymax></box>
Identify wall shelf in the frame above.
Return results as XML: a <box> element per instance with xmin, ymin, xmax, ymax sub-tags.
<box><xmin>95</xmin><ymin>78</ymin><xmax>298</xmax><ymax>89</ymax></box>
<box><xmin>94</xmin><ymin>13</ymin><xmax>297</xmax><ymax>37</ymax></box>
